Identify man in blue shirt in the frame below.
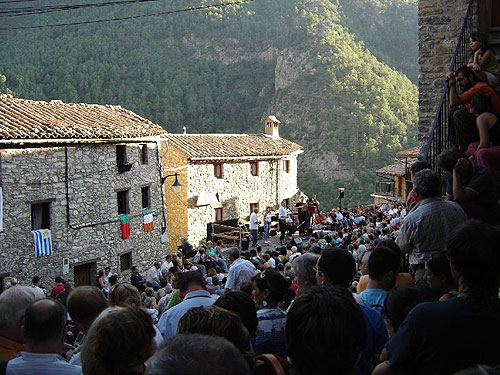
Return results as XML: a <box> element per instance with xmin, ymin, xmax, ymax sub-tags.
<box><xmin>359</xmin><ymin>246</ymin><xmax>400</xmax><ymax>313</ymax></box>
<box><xmin>6</xmin><ymin>299</ymin><xmax>81</xmax><ymax>375</ymax></box>
<box><xmin>158</xmin><ymin>271</ymin><xmax>214</xmax><ymax>338</ymax></box>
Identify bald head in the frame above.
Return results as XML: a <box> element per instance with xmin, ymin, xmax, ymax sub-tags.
<box><xmin>23</xmin><ymin>299</ymin><xmax>66</xmax><ymax>346</ymax></box>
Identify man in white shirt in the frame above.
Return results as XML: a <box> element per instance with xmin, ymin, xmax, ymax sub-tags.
<box><xmin>146</xmin><ymin>262</ymin><xmax>161</xmax><ymax>288</ymax></box>
<box><xmin>278</xmin><ymin>200</ymin><xmax>288</xmax><ymax>244</ymax></box>
<box><xmin>160</xmin><ymin>254</ymin><xmax>174</xmax><ymax>280</ymax></box>
<box><xmin>224</xmin><ymin>248</ymin><xmax>256</xmax><ymax>294</ymax></box>
<box><xmin>249</xmin><ymin>207</ymin><xmax>259</xmax><ymax>247</ymax></box>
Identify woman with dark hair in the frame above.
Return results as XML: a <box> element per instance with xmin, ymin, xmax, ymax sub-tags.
<box><xmin>177</xmin><ymin>305</ymin><xmax>254</xmax><ymax>371</ymax></box>
<box><xmin>384</xmin><ymin>287</ymin><xmax>420</xmax><ymax>336</ymax></box>
<box><xmin>251</xmin><ymin>269</ymin><xmax>288</xmax><ymax>358</ymax></box>
<box><xmin>424</xmin><ymin>253</ymin><xmax>457</xmax><ymax>301</ymax></box>
<box><xmin>467</xmin><ymin>32</ymin><xmax>500</xmax><ymax>88</ymax></box>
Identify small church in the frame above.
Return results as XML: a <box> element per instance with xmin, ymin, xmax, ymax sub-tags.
<box><xmin>162</xmin><ymin>115</ymin><xmax>303</xmax><ymax>248</ymax></box>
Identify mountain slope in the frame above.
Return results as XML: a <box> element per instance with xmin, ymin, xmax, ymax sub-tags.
<box><xmin>0</xmin><ymin>0</ymin><xmax>418</xmax><ymax>207</ymax></box>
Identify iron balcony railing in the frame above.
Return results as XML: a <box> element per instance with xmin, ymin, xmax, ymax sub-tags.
<box><xmin>422</xmin><ymin>0</ymin><xmax>476</xmax><ymax>169</ymax></box>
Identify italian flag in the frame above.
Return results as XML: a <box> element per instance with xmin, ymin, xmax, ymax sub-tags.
<box><xmin>120</xmin><ymin>214</ymin><xmax>131</xmax><ymax>239</ymax></box>
<box><xmin>143</xmin><ymin>208</ymin><xmax>154</xmax><ymax>232</ymax></box>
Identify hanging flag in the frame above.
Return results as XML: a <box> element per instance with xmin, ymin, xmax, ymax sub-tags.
<box><xmin>120</xmin><ymin>214</ymin><xmax>130</xmax><ymax>239</ymax></box>
<box><xmin>143</xmin><ymin>208</ymin><xmax>154</xmax><ymax>232</ymax></box>
<box><xmin>32</xmin><ymin>229</ymin><xmax>52</xmax><ymax>258</ymax></box>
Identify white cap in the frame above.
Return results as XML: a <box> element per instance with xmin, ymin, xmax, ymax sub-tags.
<box><xmin>291</xmin><ymin>246</ymin><xmax>297</xmax><ymax>253</ymax></box>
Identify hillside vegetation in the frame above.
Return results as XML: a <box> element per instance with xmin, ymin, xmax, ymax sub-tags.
<box><xmin>0</xmin><ymin>0</ymin><xmax>418</xmax><ymax>208</ymax></box>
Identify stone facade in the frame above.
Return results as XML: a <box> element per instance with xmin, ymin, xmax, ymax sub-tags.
<box><xmin>186</xmin><ymin>156</ymin><xmax>300</xmax><ymax>246</ymax></box>
<box><xmin>163</xmin><ymin>146</ymin><xmax>301</xmax><ymax>248</ymax></box>
<box><xmin>0</xmin><ymin>141</ymin><xmax>168</xmax><ymax>286</ymax></box>
<box><xmin>417</xmin><ymin>0</ymin><xmax>478</xmax><ymax>141</ymax></box>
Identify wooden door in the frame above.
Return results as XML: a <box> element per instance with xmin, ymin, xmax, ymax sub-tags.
<box><xmin>74</xmin><ymin>263</ymin><xmax>92</xmax><ymax>287</ymax></box>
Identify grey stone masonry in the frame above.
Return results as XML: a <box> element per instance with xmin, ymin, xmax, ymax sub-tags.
<box><xmin>418</xmin><ymin>0</ymin><xmax>477</xmax><ymax>142</ymax></box>
<box><xmin>0</xmin><ymin>141</ymin><xmax>168</xmax><ymax>287</ymax></box>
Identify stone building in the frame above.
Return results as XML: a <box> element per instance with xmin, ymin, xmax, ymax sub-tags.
<box><xmin>417</xmin><ymin>0</ymin><xmax>499</xmax><ymax>141</ymax></box>
<box><xmin>371</xmin><ymin>147</ymin><xmax>419</xmax><ymax>205</ymax></box>
<box><xmin>0</xmin><ymin>94</ymin><xmax>168</xmax><ymax>289</ymax></box>
<box><xmin>163</xmin><ymin>115</ymin><xmax>303</xmax><ymax>248</ymax></box>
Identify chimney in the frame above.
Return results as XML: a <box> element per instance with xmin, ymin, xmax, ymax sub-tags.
<box><xmin>264</xmin><ymin>115</ymin><xmax>280</xmax><ymax>139</ymax></box>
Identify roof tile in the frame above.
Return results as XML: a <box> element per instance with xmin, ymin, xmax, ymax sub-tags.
<box><xmin>0</xmin><ymin>94</ymin><xmax>165</xmax><ymax>140</ymax></box>
<box><xmin>165</xmin><ymin>134</ymin><xmax>302</xmax><ymax>159</ymax></box>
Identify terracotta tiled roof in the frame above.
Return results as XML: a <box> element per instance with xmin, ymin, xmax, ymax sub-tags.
<box><xmin>376</xmin><ymin>157</ymin><xmax>418</xmax><ymax>177</ymax></box>
<box><xmin>395</xmin><ymin>146</ymin><xmax>420</xmax><ymax>158</ymax></box>
<box><xmin>165</xmin><ymin>134</ymin><xmax>302</xmax><ymax>159</ymax></box>
<box><xmin>0</xmin><ymin>94</ymin><xmax>165</xmax><ymax>141</ymax></box>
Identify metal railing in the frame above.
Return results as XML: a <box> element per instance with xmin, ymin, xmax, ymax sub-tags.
<box><xmin>423</xmin><ymin>0</ymin><xmax>476</xmax><ymax>169</ymax></box>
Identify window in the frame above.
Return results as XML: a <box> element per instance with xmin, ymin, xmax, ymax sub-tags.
<box><xmin>120</xmin><ymin>252</ymin><xmax>132</xmax><ymax>273</ymax></box>
<box><xmin>214</xmin><ymin>207</ymin><xmax>224</xmax><ymax>222</ymax></box>
<box><xmin>214</xmin><ymin>163</ymin><xmax>224</xmax><ymax>179</ymax></box>
<box><xmin>142</xmin><ymin>186</ymin><xmax>151</xmax><ymax>209</ymax></box>
<box><xmin>117</xmin><ymin>190</ymin><xmax>130</xmax><ymax>215</ymax></box>
<box><xmin>31</xmin><ymin>202</ymin><xmax>51</xmax><ymax>230</ymax></box>
<box><xmin>250</xmin><ymin>161</ymin><xmax>259</xmax><ymax>176</ymax></box>
<box><xmin>250</xmin><ymin>202</ymin><xmax>259</xmax><ymax>213</ymax></box>
<box><xmin>116</xmin><ymin>145</ymin><xmax>132</xmax><ymax>173</ymax></box>
<box><xmin>284</xmin><ymin>160</ymin><xmax>290</xmax><ymax>173</ymax></box>
<box><xmin>140</xmin><ymin>144</ymin><xmax>148</xmax><ymax>165</ymax></box>
<box><xmin>116</xmin><ymin>145</ymin><xmax>127</xmax><ymax>165</ymax></box>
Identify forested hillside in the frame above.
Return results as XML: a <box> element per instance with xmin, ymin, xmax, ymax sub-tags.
<box><xmin>0</xmin><ymin>0</ymin><xmax>418</xmax><ymax>207</ymax></box>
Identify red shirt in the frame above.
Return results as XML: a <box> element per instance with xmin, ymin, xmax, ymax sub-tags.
<box><xmin>50</xmin><ymin>283</ymin><xmax>65</xmax><ymax>298</ymax></box>
<box><xmin>460</xmin><ymin>82</ymin><xmax>500</xmax><ymax>114</ymax></box>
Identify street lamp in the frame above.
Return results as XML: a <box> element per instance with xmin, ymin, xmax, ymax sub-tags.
<box><xmin>162</xmin><ymin>173</ymin><xmax>182</xmax><ymax>193</ymax></box>
<box><xmin>338</xmin><ymin>188</ymin><xmax>345</xmax><ymax>211</ymax></box>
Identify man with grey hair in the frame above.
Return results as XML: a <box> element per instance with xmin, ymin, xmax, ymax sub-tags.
<box><xmin>224</xmin><ymin>248</ymin><xmax>255</xmax><ymax>294</ymax></box>
<box><xmin>0</xmin><ymin>286</ymin><xmax>40</xmax><ymax>361</ymax></box>
<box><xmin>396</xmin><ymin>169</ymin><xmax>467</xmax><ymax>281</ymax></box>
<box><xmin>292</xmin><ymin>253</ymin><xmax>319</xmax><ymax>296</ymax></box>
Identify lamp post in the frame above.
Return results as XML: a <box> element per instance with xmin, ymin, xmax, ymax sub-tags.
<box><xmin>338</xmin><ymin>188</ymin><xmax>345</xmax><ymax>211</ymax></box>
<box><xmin>162</xmin><ymin>173</ymin><xmax>182</xmax><ymax>193</ymax></box>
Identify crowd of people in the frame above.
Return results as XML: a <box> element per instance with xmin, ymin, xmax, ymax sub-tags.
<box><xmin>1</xmin><ymin>163</ymin><xmax>500</xmax><ymax>375</ymax></box>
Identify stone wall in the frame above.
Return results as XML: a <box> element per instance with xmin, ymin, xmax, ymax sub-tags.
<box><xmin>0</xmin><ymin>141</ymin><xmax>167</xmax><ymax>286</ymax></box>
<box><xmin>418</xmin><ymin>0</ymin><xmax>477</xmax><ymax>141</ymax></box>
<box><xmin>186</xmin><ymin>155</ymin><xmax>300</xmax><ymax>246</ymax></box>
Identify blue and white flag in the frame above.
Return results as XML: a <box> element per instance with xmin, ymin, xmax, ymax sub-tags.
<box><xmin>32</xmin><ymin>229</ymin><xmax>52</xmax><ymax>258</ymax></box>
